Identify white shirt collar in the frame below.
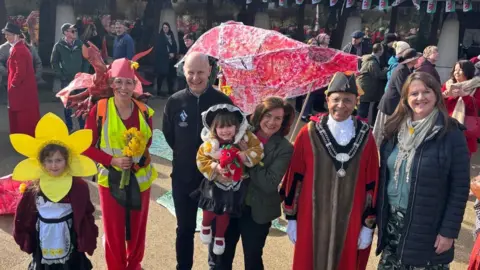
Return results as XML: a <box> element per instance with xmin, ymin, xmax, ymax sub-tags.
<box><xmin>326</xmin><ymin>114</ymin><xmax>355</xmax><ymax>146</ymax></box>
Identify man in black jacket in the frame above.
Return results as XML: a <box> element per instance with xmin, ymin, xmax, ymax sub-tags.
<box><xmin>163</xmin><ymin>52</ymin><xmax>233</xmax><ymax>270</ymax></box>
<box><xmin>343</xmin><ymin>31</ymin><xmax>372</xmax><ymax>57</ymax></box>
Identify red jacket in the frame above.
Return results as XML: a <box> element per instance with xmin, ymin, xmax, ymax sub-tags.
<box><xmin>470</xmin><ymin>56</ymin><xmax>480</xmax><ymax>64</ymax></box>
<box><xmin>13</xmin><ymin>178</ymin><xmax>98</xmax><ymax>255</ymax></box>
<box><xmin>442</xmin><ymin>83</ymin><xmax>480</xmax><ymax>154</ymax></box>
<box><xmin>7</xmin><ymin>40</ymin><xmax>40</xmax><ymax>111</ymax></box>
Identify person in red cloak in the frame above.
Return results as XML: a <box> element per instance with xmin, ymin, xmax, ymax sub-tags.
<box><xmin>3</xmin><ymin>22</ymin><xmax>40</xmax><ymax>136</ymax></box>
<box><xmin>469</xmin><ymin>177</ymin><xmax>480</xmax><ymax>270</ymax></box>
<box><xmin>280</xmin><ymin>72</ymin><xmax>379</xmax><ymax>270</ymax></box>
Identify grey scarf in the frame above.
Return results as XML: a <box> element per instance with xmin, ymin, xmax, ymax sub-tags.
<box><xmin>394</xmin><ymin>108</ymin><xmax>438</xmax><ymax>186</ymax></box>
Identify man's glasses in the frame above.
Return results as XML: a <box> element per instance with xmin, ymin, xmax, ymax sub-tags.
<box><xmin>68</xmin><ymin>30</ymin><xmax>77</xmax><ymax>33</ymax></box>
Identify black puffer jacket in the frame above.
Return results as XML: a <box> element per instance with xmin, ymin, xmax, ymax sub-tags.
<box><xmin>376</xmin><ymin>114</ymin><xmax>470</xmax><ymax>267</ymax></box>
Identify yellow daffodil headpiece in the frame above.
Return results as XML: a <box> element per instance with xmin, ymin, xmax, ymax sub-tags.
<box><xmin>130</xmin><ymin>61</ymin><xmax>139</xmax><ymax>70</ymax></box>
<box><xmin>9</xmin><ymin>113</ymin><xmax>97</xmax><ymax>202</ymax></box>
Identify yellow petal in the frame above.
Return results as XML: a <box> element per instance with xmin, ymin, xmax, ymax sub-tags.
<box><xmin>10</xmin><ymin>133</ymin><xmax>42</xmax><ymax>158</ymax></box>
<box><xmin>12</xmin><ymin>158</ymin><xmax>41</xmax><ymax>181</ymax></box>
<box><xmin>69</xmin><ymin>155</ymin><xmax>97</xmax><ymax>177</ymax></box>
<box><xmin>35</xmin><ymin>113</ymin><xmax>69</xmax><ymax>140</ymax></box>
<box><xmin>40</xmin><ymin>175</ymin><xmax>72</xmax><ymax>202</ymax></box>
<box><xmin>66</xmin><ymin>129</ymin><xmax>93</xmax><ymax>155</ymax></box>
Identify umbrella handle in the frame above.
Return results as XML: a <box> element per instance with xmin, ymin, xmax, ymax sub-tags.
<box><xmin>289</xmin><ymin>84</ymin><xmax>314</xmax><ymax>143</ymax></box>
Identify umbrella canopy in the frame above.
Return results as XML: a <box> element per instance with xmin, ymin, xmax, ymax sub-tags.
<box><xmin>182</xmin><ymin>21</ymin><xmax>359</xmax><ymax>113</ymax></box>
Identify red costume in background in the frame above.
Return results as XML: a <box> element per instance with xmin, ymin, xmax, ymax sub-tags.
<box><xmin>7</xmin><ymin>40</ymin><xmax>40</xmax><ymax>136</ymax></box>
<box><xmin>280</xmin><ymin>116</ymin><xmax>379</xmax><ymax>270</ymax></box>
<box><xmin>441</xmin><ymin>84</ymin><xmax>480</xmax><ymax>155</ymax></box>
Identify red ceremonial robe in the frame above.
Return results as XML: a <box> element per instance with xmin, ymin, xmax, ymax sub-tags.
<box><xmin>7</xmin><ymin>40</ymin><xmax>40</xmax><ymax>136</ymax></box>
<box><xmin>280</xmin><ymin>115</ymin><xmax>379</xmax><ymax>270</ymax></box>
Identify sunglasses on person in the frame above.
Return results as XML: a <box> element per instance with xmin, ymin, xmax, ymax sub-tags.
<box><xmin>68</xmin><ymin>29</ymin><xmax>77</xmax><ymax>33</ymax></box>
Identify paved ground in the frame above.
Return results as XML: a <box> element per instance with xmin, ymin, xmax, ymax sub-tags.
<box><xmin>0</xmin><ymin>95</ymin><xmax>477</xmax><ymax>269</ymax></box>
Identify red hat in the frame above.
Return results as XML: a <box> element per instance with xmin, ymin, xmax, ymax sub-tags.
<box><xmin>108</xmin><ymin>58</ymin><xmax>138</xmax><ymax>79</ymax></box>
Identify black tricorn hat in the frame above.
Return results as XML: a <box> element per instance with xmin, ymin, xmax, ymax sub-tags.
<box><xmin>325</xmin><ymin>72</ymin><xmax>358</xmax><ymax>96</ymax></box>
<box><xmin>1</xmin><ymin>22</ymin><xmax>21</xmax><ymax>35</ymax></box>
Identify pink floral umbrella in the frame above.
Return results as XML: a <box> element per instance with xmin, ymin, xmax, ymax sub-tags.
<box><xmin>182</xmin><ymin>21</ymin><xmax>359</xmax><ymax>113</ymax></box>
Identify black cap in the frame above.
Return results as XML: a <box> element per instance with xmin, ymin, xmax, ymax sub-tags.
<box><xmin>351</xmin><ymin>31</ymin><xmax>364</xmax><ymax>39</ymax></box>
<box><xmin>400</xmin><ymin>48</ymin><xmax>421</xmax><ymax>64</ymax></box>
<box><xmin>61</xmin><ymin>23</ymin><xmax>75</xmax><ymax>33</ymax></box>
<box><xmin>326</xmin><ymin>72</ymin><xmax>358</xmax><ymax>96</ymax></box>
<box><xmin>385</xmin><ymin>33</ymin><xmax>397</xmax><ymax>44</ymax></box>
<box><xmin>1</xmin><ymin>22</ymin><xmax>21</xmax><ymax>35</ymax></box>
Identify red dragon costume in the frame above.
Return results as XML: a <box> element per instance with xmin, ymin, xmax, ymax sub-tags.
<box><xmin>56</xmin><ymin>42</ymin><xmax>153</xmax><ymax>119</ymax></box>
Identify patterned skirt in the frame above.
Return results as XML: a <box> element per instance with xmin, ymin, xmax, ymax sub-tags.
<box><xmin>378</xmin><ymin>207</ymin><xmax>450</xmax><ymax>270</ymax></box>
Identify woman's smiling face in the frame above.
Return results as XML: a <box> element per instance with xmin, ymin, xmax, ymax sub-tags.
<box><xmin>407</xmin><ymin>79</ymin><xmax>437</xmax><ymax>120</ymax></box>
<box><xmin>111</xmin><ymin>77</ymin><xmax>135</xmax><ymax>100</ymax></box>
<box><xmin>259</xmin><ymin>108</ymin><xmax>285</xmax><ymax>137</ymax></box>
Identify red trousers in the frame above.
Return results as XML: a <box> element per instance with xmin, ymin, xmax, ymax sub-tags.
<box><xmin>99</xmin><ymin>186</ymin><xmax>150</xmax><ymax>270</ymax></box>
<box><xmin>8</xmin><ymin>108</ymin><xmax>40</xmax><ymax>137</ymax></box>
<box><xmin>469</xmin><ymin>235</ymin><xmax>480</xmax><ymax>270</ymax></box>
<box><xmin>202</xmin><ymin>210</ymin><xmax>229</xmax><ymax>238</ymax></box>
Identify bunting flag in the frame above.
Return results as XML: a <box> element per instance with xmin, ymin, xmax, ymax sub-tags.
<box><xmin>330</xmin><ymin>0</ymin><xmax>338</xmax><ymax>6</ymax></box>
<box><xmin>362</xmin><ymin>0</ymin><xmax>372</xmax><ymax>9</ymax></box>
<box><xmin>427</xmin><ymin>0</ymin><xmax>437</xmax><ymax>13</ymax></box>
<box><xmin>296</xmin><ymin>0</ymin><xmax>304</xmax><ymax>4</ymax></box>
<box><xmin>445</xmin><ymin>0</ymin><xmax>455</xmax><ymax>12</ymax></box>
<box><xmin>379</xmin><ymin>0</ymin><xmax>388</xmax><ymax>10</ymax></box>
<box><xmin>412</xmin><ymin>0</ymin><xmax>420</xmax><ymax>9</ymax></box>
<box><xmin>279</xmin><ymin>0</ymin><xmax>285</xmax><ymax>6</ymax></box>
<box><xmin>463</xmin><ymin>0</ymin><xmax>472</xmax><ymax>11</ymax></box>
<box><xmin>312</xmin><ymin>0</ymin><xmax>321</xmax><ymax>3</ymax></box>
<box><xmin>346</xmin><ymin>0</ymin><xmax>355</xmax><ymax>8</ymax></box>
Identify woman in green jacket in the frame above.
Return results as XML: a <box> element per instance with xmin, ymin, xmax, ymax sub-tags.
<box><xmin>209</xmin><ymin>97</ymin><xmax>295</xmax><ymax>270</ymax></box>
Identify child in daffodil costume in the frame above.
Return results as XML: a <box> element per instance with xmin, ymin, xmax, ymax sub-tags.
<box><xmin>196</xmin><ymin>104</ymin><xmax>264</xmax><ymax>255</ymax></box>
<box><xmin>11</xmin><ymin>113</ymin><xmax>98</xmax><ymax>270</ymax></box>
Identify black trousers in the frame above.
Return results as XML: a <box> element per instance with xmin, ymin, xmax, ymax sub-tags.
<box><xmin>157</xmin><ymin>73</ymin><xmax>176</xmax><ymax>96</ymax></box>
<box><xmin>208</xmin><ymin>206</ymin><xmax>271</xmax><ymax>270</ymax></box>
<box><xmin>357</xmin><ymin>101</ymin><xmax>380</xmax><ymax>126</ymax></box>
<box><xmin>172</xmin><ymin>183</ymin><xmax>199</xmax><ymax>270</ymax></box>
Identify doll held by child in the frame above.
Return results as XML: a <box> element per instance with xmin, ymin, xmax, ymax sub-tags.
<box><xmin>196</xmin><ymin>104</ymin><xmax>264</xmax><ymax>255</ymax></box>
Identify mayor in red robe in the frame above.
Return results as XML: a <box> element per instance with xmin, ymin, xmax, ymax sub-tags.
<box><xmin>280</xmin><ymin>72</ymin><xmax>379</xmax><ymax>270</ymax></box>
<box><xmin>3</xmin><ymin>22</ymin><xmax>40</xmax><ymax>136</ymax></box>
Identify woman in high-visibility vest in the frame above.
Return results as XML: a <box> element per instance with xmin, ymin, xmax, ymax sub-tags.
<box><xmin>83</xmin><ymin>58</ymin><xmax>157</xmax><ymax>270</ymax></box>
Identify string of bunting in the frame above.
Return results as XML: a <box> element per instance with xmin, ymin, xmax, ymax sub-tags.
<box><xmin>262</xmin><ymin>0</ymin><xmax>472</xmax><ymax>13</ymax></box>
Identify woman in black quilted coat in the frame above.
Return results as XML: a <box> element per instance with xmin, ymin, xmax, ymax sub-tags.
<box><xmin>376</xmin><ymin>72</ymin><xmax>470</xmax><ymax>269</ymax></box>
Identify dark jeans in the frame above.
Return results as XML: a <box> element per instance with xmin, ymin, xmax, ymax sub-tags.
<box><xmin>357</xmin><ymin>101</ymin><xmax>379</xmax><ymax>126</ymax></box>
<box><xmin>172</xmin><ymin>183</ymin><xmax>199</xmax><ymax>270</ymax></box>
<box><xmin>61</xmin><ymin>80</ymin><xmax>85</xmax><ymax>131</ymax></box>
<box><xmin>208</xmin><ymin>206</ymin><xmax>271</xmax><ymax>270</ymax></box>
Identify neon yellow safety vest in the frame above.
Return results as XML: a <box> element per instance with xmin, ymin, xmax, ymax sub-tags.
<box><xmin>97</xmin><ymin>97</ymin><xmax>157</xmax><ymax>192</ymax></box>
